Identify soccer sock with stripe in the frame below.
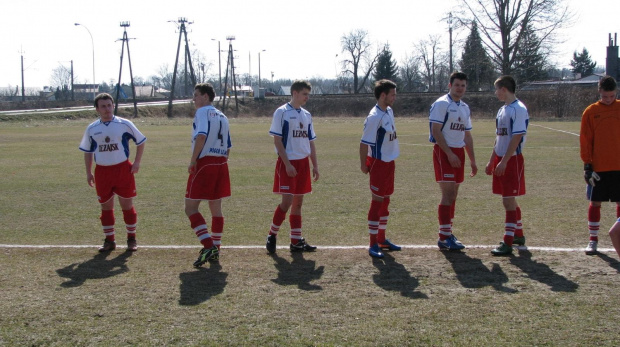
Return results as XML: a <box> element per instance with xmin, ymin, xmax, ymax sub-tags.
<box><xmin>503</xmin><ymin>210</ymin><xmax>517</xmax><ymax>246</ymax></box>
<box><xmin>122</xmin><ymin>207</ymin><xmax>137</xmax><ymax>240</ymax></box>
<box><xmin>211</xmin><ymin>216</ymin><xmax>224</xmax><ymax>250</ymax></box>
<box><xmin>378</xmin><ymin>197</ymin><xmax>390</xmax><ymax>244</ymax></box>
<box><xmin>438</xmin><ymin>204</ymin><xmax>452</xmax><ymax>241</ymax></box>
<box><xmin>189</xmin><ymin>212</ymin><xmax>214</xmax><ymax>249</ymax></box>
<box><xmin>588</xmin><ymin>204</ymin><xmax>601</xmax><ymax>242</ymax></box>
<box><xmin>269</xmin><ymin>205</ymin><xmax>287</xmax><ymax>236</ymax></box>
<box><xmin>100</xmin><ymin>209</ymin><xmax>115</xmax><ymax>242</ymax></box>
<box><xmin>368</xmin><ymin>200</ymin><xmax>381</xmax><ymax>246</ymax></box>
<box><xmin>289</xmin><ymin>214</ymin><xmax>302</xmax><ymax>245</ymax></box>
<box><xmin>514</xmin><ymin>206</ymin><xmax>524</xmax><ymax>238</ymax></box>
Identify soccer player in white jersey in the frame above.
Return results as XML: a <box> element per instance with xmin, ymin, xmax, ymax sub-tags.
<box><xmin>79</xmin><ymin>93</ymin><xmax>146</xmax><ymax>252</ymax></box>
<box><xmin>266</xmin><ymin>80</ymin><xmax>319</xmax><ymax>254</ymax></box>
<box><xmin>185</xmin><ymin>83</ymin><xmax>232</xmax><ymax>267</ymax></box>
<box><xmin>429</xmin><ymin>72</ymin><xmax>477</xmax><ymax>251</ymax></box>
<box><xmin>360</xmin><ymin>79</ymin><xmax>401</xmax><ymax>258</ymax></box>
<box><xmin>485</xmin><ymin>75</ymin><xmax>529</xmax><ymax>256</ymax></box>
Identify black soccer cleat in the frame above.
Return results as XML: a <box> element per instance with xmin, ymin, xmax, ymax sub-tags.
<box><xmin>193</xmin><ymin>246</ymin><xmax>219</xmax><ymax>268</ymax></box>
<box><xmin>266</xmin><ymin>234</ymin><xmax>277</xmax><ymax>254</ymax></box>
<box><xmin>290</xmin><ymin>238</ymin><xmax>317</xmax><ymax>252</ymax></box>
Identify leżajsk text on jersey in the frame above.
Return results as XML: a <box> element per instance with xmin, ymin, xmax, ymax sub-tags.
<box><xmin>494</xmin><ymin>99</ymin><xmax>529</xmax><ymax>157</ymax></box>
<box><xmin>79</xmin><ymin>116</ymin><xmax>147</xmax><ymax>166</ymax></box>
<box><xmin>192</xmin><ymin>105</ymin><xmax>232</xmax><ymax>158</ymax></box>
<box><xmin>269</xmin><ymin>103</ymin><xmax>316</xmax><ymax>160</ymax></box>
<box><xmin>361</xmin><ymin>104</ymin><xmax>399</xmax><ymax>162</ymax></box>
<box><xmin>428</xmin><ymin>93</ymin><xmax>472</xmax><ymax>148</ymax></box>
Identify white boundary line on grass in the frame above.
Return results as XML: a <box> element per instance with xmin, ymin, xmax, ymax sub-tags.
<box><xmin>0</xmin><ymin>244</ymin><xmax>615</xmax><ymax>253</ymax></box>
<box><xmin>530</xmin><ymin>123</ymin><xmax>580</xmax><ymax>137</ymax></box>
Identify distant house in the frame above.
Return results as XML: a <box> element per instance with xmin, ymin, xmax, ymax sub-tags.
<box><xmin>73</xmin><ymin>84</ymin><xmax>99</xmax><ymax>94</ymax></box>
<box><xmin>520</xmin><ymin>74</ymin><xmax>602</xmax><ymax>91</ymax></box>
<box><xmin>277</xmin><ymin>85</ymin><xmax>324</xmax><ymax>96</ymax></box>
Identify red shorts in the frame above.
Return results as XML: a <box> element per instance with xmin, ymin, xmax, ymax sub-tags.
<box><xmin>94</xmin><ymin>160</ymin><xmax>136</xmax><ymax>203</ymax></box>
<box><xmin>433</xmin><ymin>145</ymin><xmax>465</xmax><ymax>183</ymax></box>
<box><xmin>492</xmin><ymin>154</ymin><xmax>526</xmax><ymax>197</ymax></box>
<box><xmin>186</xmin><ymin>156</ymin><xmax>231</xmax><ymax>200</ymax></box>
<box><xmin>366</xmin><ymin>156</ymin><xmax>395</xmax><ymax>197</ymax></box>
<box><xmin>273</xmin><ymin>157</ymin><xmax>312</xmax><ymax>195</ymax></box>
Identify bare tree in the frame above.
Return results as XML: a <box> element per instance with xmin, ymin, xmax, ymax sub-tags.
<box><xmin>459</xmin><ymin>0</ymin><xmax>571</xmax><ymax>75</ymax></box>
<box><xmin>340</xmin><ymin>29</ymin><xmax>380</xmax><ymax>93</ymax></box>
<box><xmin>399</xmin><ymin>55</ymin><xmax>424</xmax><ymax>92</ymax></box>
<box><xmin>415</xmin><ymin>35</ymin><xmax>447</xmax><ymax>92</ymax></box>
<box><xmin>49</xmin><ymin>64</ymin><xmax>73</xmax><ymax>90</ymax></box>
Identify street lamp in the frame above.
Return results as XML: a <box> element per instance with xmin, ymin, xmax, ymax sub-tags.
<box><xmin>74</xmin><ymin>23</ymin><xmax>96</xmax><ymax>101</ymax></box>
<box><xmin>258</xmin><ymin>49</ymin><xmax>266</xmax><ymax>89</ymax></box>
<box><xmin>211</xmin><ymin>38</ymin><xmax>222</xmax><ymax>95</ymax></box>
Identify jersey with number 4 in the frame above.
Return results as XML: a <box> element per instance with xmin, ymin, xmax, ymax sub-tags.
<box><xmin>192</xmin><ymin>105</ymin><xmax>232</xmax><ymax>159</ymax></box>
<box><xmin>494</xmin><ymin>99</ymin><xmax>529</xmax><ymax>157</ymax></box>
<box><xmin>269</xmin><ymin>103</ymin><xmax>316</xmax><ymax>160</ymax></box>
<box><xmin>79</xmin><ymin>115</ymin><xmax>147</xmax><ymax>166</ymax></box>
<box><xmin>361</xmin><ymin>104</ymin><xmax>399</xmax><ymax>162</ymax></box>
<box><xmin>429</xmin><ymin>93</ymin><xmax>472</xmax><ymax>148</ymax></box>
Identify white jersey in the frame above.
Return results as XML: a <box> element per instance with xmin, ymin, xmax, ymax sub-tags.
<box><xmin>79</xmin><ymin>115</ymin><xmax>147</xmax><ymax>166</ymax></box>
<box><xmin>269</xmin><ymin>103</ymin><xmax>316</xmax><ymax>160</ymax></box>
<box><xmin>494</xmin><ymin>99</ymin><xmax>529</xmax><ymax>157</ymax></box>
<box><xmin>429</xmin><ymin>94</ymin><xmax>472</xmax><ymax>148</ymax></box>
<box><xmin>361</xmin><ymin>104</ymin><xmax>399</xmax><ymax>162</ymax></box>
<box><xmin>192</xmin><ymin>105</ymin><xmax>232</xmax><ymax>158</ymax></box>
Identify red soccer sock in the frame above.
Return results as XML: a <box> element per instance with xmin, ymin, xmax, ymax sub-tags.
<box><xmin>269</xmin><ymin>205</ymin><xmax>287</xmax><ymax>236</ymax></box>
<box><xmin>503</xmin><ymin>210</ymin><xmax>518</xmax><ymax>246</ymax></box>
<box><xmin>189</xmin><ymin>212</ymin><xmax>213</xmax><ymax>249</ymax></box>
<box><xmin>514</xmin><ymin>206</ymin><xmax>524</xmax><ymax>238</ymax></box>
<box><xmin>122</xmin><ymin>207</ymin><xmax>137</xmax><ymax>240</ymax></box>
<box><xmin>450</xmin><ymin>201</ymin><xmax>456</xmax><ymax>227</ymax></box>
<box><xmin>289</xmin><ymin>214</ymin><xmax>302</xmax><ymax>245</ymax></box>
<box><xmin>438</xmin><ymin>204</ymin><xmax>452</xmax><ymax>241</ymax></box>
<box><xmin>378</xmin><ymin>197</ymin><xmax>390</xmax><ymax>243</ymax></box>
<box><xmin>211</xmin><ymin>216</ymin><xmax>224</xmax><ymax>250</ymax></box>
<box><xmin>588</xmin><ymin>204</ymin><xmax>601</xmax><ymax>242</ymax></box>
<box><xmin>368</xmin><ymin>200</ymin><xmax>381</xmax><ymax>246</ymax></box>
<box><xmin>100</xmin><ymin>209</ymin><xmax>115</xmax><ymax>242</ymax></box>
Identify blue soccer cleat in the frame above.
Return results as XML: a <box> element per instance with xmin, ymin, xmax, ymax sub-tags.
<box><xmin>369</xmin><ymin>243</ymin><xmax>385</xmax><ymax>258</ymax></box>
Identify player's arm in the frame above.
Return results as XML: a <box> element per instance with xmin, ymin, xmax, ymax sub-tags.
<box><xmin>189</xmin><ymin>134</ymin><xmax>207</xmax><ymax>174</ymax></box>
<box><xmin>359</xmin><ymin>143</ymin><xmax>370</xmax><ymax>174</ymax></box>
<box><xmin>309</xmin><ymin>140</ymin><xmax>319</xmax><ymax>181</ymax></box>
<box><xmin>464</xmin><ymin>130</ymin><xmax>477</xmax><ymax>177</ymax></box>
<box><xmin>273</xmin><ymin>136</ymin><xmax>296</xmax><ymax>177</ymax></box>
<box><xmin>431</xmin><ymin>122</ymin><xmax>460</xmax><ymax>168</ymax></box>
<box><xmin>494</xmin><ymin>134</ymin><xmax>524</xmax><ymax>176</ymax></box>
<box><xmin>84</xmin><ymin>152</ymin><xmax>95</xmax><ymax>187</ymax></box>
<box><xmin>485</xmin><ymin>141</ymin><xmax>497</xmax><ymax>176</ymax></box>
<box><xmin>131</xmin><ymin>142</ymin><xmax>145</xmax><ymax>174</ymax></box>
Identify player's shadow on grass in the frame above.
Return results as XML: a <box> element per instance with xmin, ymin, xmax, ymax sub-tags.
<box><xmin>56</xmin><ymin>251</ymin><xmax>132</xmax><ymax>288</ymax></box>
<box><xmin>441</xmin><ymin>251</ymin><xmax>517</xmax><ymax>293</ymax></box>
<box><xmin>595</xmin><ymin>252</ymin><xmax>620</xmax><ymax>273</ymax></box>
<box><xmin>510</xmin><ymin>249</ymin><xmax>579</xmax><ymax>292</ymax></box>
<box><xmin>270</xmin><ymin>252</ymin><xmax>324</xmax><ymax>291</ymax></box>
<box><xmin>372</xmin><ymin>253</ymin><xmax>428</xmax><ymax>299</ymax></box>
<box><xmin>179</xmin><ymin>263</ymin><xmax>228</xmax><ymax>306</ymax></box>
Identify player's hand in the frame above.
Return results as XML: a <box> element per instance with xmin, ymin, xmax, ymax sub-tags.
<box><xmin>86</xmin><ymin>173</ymin><xmax>95</xmax><ymax>187</ymax></box>
<box><xmin>448</xmin><ymin>152</ymin><xmax>461</xmax><ymax>168</ymax></box>
<box><xmin>286</xmin><ymin>164</ymin><xmax>297</xmax><ymax>177</ymax></box>
<box><xmin>584</xmin><ymin>164</ymin><xmax>600</xmax><ymax>186</ymax></box>
<box><xmin>485</xmin><ymin>161</ymin><xmax>494</xmax><ymax>175</ymax></box>
<box><xmin>494</xmin><ymin>160</ymin><xmax>508</xmax><ymax>176</ymax></box>
<box><xmin>188</xmin><ymin>161</ymin><xmax>197</xmax><ymax>174</ymax></box>
<box><xmin>131</xmin><ymin>162</ymin><xmax>141</xmax><ymax>174</ymax></box>
<box><xmin>312</xmin><ymin>167</ymin><xmax>320</xmax><ymax>182</ymax></box>
<box><xmin>360</xmin><ymin>164</ymin><xmax>369</xmax><ymax>174</ymax></box>
<box><xmin>470</xmin><ymin>162</ymin><xmax>478</xmax><ymax>177</ymax></box>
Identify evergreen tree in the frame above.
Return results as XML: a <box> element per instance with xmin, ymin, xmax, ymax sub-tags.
<box><xmin>570</xmin><ymin>48</ymin><xmax>597</xmax><ymax>77</ymax></box>
<box><xmin>374</xmin><ymin>44</ymin><xmax>399</xmax><ymax>82</ymax></box>
<box><xmin>513</xmin><ymin>24</ymin><xmax>548</xmax><ymax>84</ymax></box>
<box><xmin>459</xmin><ymin>21</ymin><xmax>496</xmax><ymax>91</ymax></box>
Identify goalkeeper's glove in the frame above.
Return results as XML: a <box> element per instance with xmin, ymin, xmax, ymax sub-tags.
<box><xmin>584</xmin><ymin>163</ymin><xmax>600</xmax><ymax>187</ymax></box>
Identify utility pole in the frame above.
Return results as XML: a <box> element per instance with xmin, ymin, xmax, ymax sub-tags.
<box><xmin>20</xmin><ymin>50</ymin><xmax>25</xmax><ymax>102</ymax></box>
<box><xmin>221</xmin><ymin>36</ymin><xmax>238</xmax><ymax>113</ymax></box>
<box><xmin>114</xmin><ymin>21</ymin><xmax>138</xmax><ymax>117</ymax></box>
<box><xmin>448</xmin><ymin>12</ymin><xmax>453</xmax><ymax>73</ymax></box>
<box><xmin>71</xmin><ymin>60</ymin><xmax>75</xmax><ymax>101</ymax></box>
<box><xmin>167</xmin><ymin>17</ymin><xmax>197</xmax><ymax>117</ymax></box>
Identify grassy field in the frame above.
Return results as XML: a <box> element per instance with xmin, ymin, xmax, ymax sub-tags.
<box><xmin>1</xmin><ymin>117</ymin><xmax>619</xmax><ymax>346</ymax></box>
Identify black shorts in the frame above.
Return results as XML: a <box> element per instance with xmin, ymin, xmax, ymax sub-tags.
<box><xmin>586</xmin><ymin>171</ymin><xmax>620</xmax><ymax>202</ymax></box>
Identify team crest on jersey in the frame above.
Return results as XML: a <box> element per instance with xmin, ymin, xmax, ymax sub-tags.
<box><xmin>105</xmin><ymin>136</ymin><xmax>111</xmax><ymax>143</ymax></box>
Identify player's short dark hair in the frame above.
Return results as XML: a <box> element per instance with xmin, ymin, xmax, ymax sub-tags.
<box><xmin>195</xmin><ymin>83</ymin><xmax>216</xmax><ymax>102</ymax></box>
<box><xmin>494</xmin><ymin>75</ymin><xmax>516</xmax><ymax>94</ymax></box>
<box><xmin>450</xmin><ymin>72</ymin><xmax>468</xmax><ymax>85</ymax></box>
<box><xmin>599</xmin><ymin>75</ymin><xmax>617</xmax><ymax>92</ymax></box>
<box><xmin>374</xmin><ymin>79</ymin><xmax>397</xmax><ymax>100</ymax></box>
<box><xmin>291</xmin><ymin>80</ymin><xmax>312</xmax><ymax>93</ymax></box>
<box><xmin>94</xmin><ymin>93</ymin><xmax>114</xmax><ymax>108</ymax></box>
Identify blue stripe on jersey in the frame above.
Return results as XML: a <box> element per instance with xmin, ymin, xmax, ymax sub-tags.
<box><xmin>282</xmin><ymin>120</ymin><xmax>289</xmax><ymax>149</ymax></box>
<box><xmin>373</xmin><ymin>127</ymin><xmax>387</xmax><ymax>160</ymax></box>
<box><xmin>122</xmin><ymin>133</ymin><xmax>137</xmax><ymax>159</ymax></box>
